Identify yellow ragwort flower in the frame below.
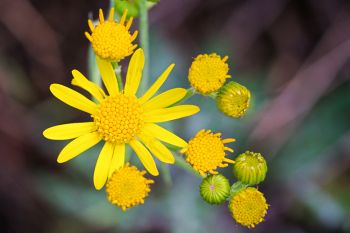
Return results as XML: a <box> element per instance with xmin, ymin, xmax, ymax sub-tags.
<box><xmin>106</xmin><ymin>164</ymin><xmax>154</xmax><ymax>211</ymax></box>
<box><xmin>85</xmin><ymin>8</ymin><xmax>138</xmax><ymax>61</ymax></box>
<box><xmin>181</xmin><ymin>129</ymin><xmax>235</xmax><ymax>176</ymax></box>
<box><xmin>43</xmin><ymin>48</ymin><xmax>200</xmax><ymax>190</ymax></box>
<box><xmin>188</xmin><ymin>53</ymin><xmax>230</xmax><ymax>94</ymax></box>
<box><xmin>229</xmin><ymin>187</ymin><xmax>268</xmax><ymax>228</ymax></box>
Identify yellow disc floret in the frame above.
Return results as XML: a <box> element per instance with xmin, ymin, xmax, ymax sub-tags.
<box><xmin>188</xmin><ymin>53</ymin><xmax>230</xmax><ymax>94</ymax></box>
<box><xmin>106</xmin><ymin>164</ymin><xmax>154</xmax><ymax>211</ymax></box>
<box><xmin>92</xmin><ymin>93</ymin><xmax>144</xmax><ymax>144</ymax></box>
<box><xmin>229</xmin><ymin>187</ymin><xmax>268</xmax><ymax>228</ymax></box>
<box><xmin>85</xmin><ymin>8</ymin><xmax>138</xmax><ymax>61</ymax></box>
<box><xmin>181</xmin><ymin>129</ymin><xmax>235</xmax><ymax>176</ymax></box>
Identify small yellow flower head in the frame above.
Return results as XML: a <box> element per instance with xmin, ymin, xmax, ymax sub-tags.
<box><xmin>181</xmin><ymin>129</ymin><xmax>235</xmax><ymax>176</ymax></box>
<box><xmin>106</xmin><ymin>164</ymin><xmax>154</xmax><ymax>211</ymax></box>
<box><xmin>233</xmin><ymin>151</ymin><xmax>267</xmax><ymax>185</ymax></box>
<box><xmin>229</xmin><ymin>187</ymin><xmax>268</xmax><ymax>228</ymax></box>
<box><xmin>200</xmin><ymin>174</ymin><xmax>230</xmax><ymax>204</ymax></box>
<box><xmin>188</xmin><ymin>53</ymin><xmax>230</xmax><ymax>94</ymax></box>
<box><xmin>85</xmin><ymin>8</ymin><xmax>138</xmax><ymax>61</ymax></box>
<box><xmin>216</xmin><ymin>81</ymin><xmax>251</xmax><ymax>118</ymax></box>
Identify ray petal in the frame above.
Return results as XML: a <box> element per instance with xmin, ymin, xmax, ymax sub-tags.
<box><xmin>142</xmin><ymin>88</ymin><xmax>187</xmax><ymax>110</ymax></box>
<box><xmin>142</xmin><ymin>123</ymin><xmax>187</xmax><ymax>147</ymax></box>
<box><xmin>144</xmin><ymin>105</ymin><xmax>200</xmax><ymax>123</ymax></box>
<box><xmin>139</xmin><ymin>64</ymin><xmax>175</xmax><ymax>104</ymax></box>
<box><xmin>50</xmin><ymin>84</ymin><xmax>98</xmax><ymax>114</ymax></box>
<box><xmin>96</xmin><ymin>56</ymin><xmax>119</xmax><ymax>96</ymax></box>
<box><xmin>139</xmin><ymin>134</ymin><xmax>175</xmax><ymax>164</ymax></box>
<box><xmin>57</xmin><ymin>132</ymin><xmax>101</xmax><ymax>163</ymax></box>
<box><xmin>124</xmin><ymin>48</ymin><xmax>144</xmax><ymax>95</ymax></box>
<box><xmin>120</xmin><ymin>9</ymin><xmax>128</xmax><ymax>25</ymax></box>
<box><xmin>108</xmin><ymin>8</ymin><xmax>115</xmax><ymax>21</ymax></box>
<box><xmin>129</xmin><ymin>139</ymin><xmax>159</xmax><ymax>176</ymax></box>
<box><xmin>99</xmin><ymin>9</ymin><xmax>104</xmax><ymax>23</ymax></box>
<box><xmin>43</xmin><ymin>122</ymin><xmax>96</xmax><ymax>140</ymax></box>
<box><xmin>108</xmin><ymin>144</ymin><xmax>125</xmax><ymax>178</ymax></box>
<box><xmin>71</xmin><ymin>69</ymin><xmax>105</xmax><ymax>102</ymax></box>
<box><xmin>88</xmin><ymin>19</ymin><xmax>94</xmax><ymax>32</ymax></box>
<box><xmin>94</xmin><ymin>142</ymin><xmax>114</xmax><ymax>190</ymax></box>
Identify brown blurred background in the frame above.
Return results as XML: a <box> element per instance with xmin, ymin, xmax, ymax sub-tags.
<box><xmin>0</xmin><ymin>0</ymin><xmax>350</xmax><ymax>233</ymax></box>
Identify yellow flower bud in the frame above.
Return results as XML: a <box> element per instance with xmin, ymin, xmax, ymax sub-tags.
<box><xmin>216</xmin><ymin>81</ymin><xmax>251</xmax><ymax>118</ymax></box>
<box><xmin>233</xmin><ymin>151</ymin><xmax>267</xmax><ymax>185</ymax></box>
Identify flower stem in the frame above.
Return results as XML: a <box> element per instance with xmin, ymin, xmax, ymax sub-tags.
<box><xmin>112</xmin><ymin>62</ymin><xmax>123</xmax><ymax>89</ymax></box>
<box><xmin>160</xmin><ymin>164</ymin><xmax>172</xmax><ymax>187</ymax></box>
<box><xmin>139</xmin><ymin>0</ymin><xmax>149</xmax><ymax>91</ymax></box>
<box><xmin>174</xmin><ymin>153</ymin><xmax>202</xmax><ymax>178</ymax></box>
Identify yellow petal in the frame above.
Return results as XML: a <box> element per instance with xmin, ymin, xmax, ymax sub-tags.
<box><xmin>71</xmin><ymin>69</ymin><xmax>105</xmax><ymax>102</ymax></box>
<box><xmin>143</xmin><ymin>124</ymin><xmax>187</xmax><ymax>147</ymax></box>
<box><xmin>144</xmin><ymin>105</ymin><xmax>200</xmax><ymax>123</ymax></box>
<box><xmin>50</xmin><ymin>84</ymin><xmax>98</xmax><ymax>114</ymax></box>
<box><xmin>94</xmin><ymin>142</ymin><xmax>114</xmax><ymax>190</ymax></box>
<box><xmin>142</xmin><ymin>88</ymin><xmax>187</xmax><ymax>110</ymax></box>
<box><xmin>124</xmin><ymin>48</ymin><xmax>144</xmax><ymax>95</ymax></box>
<box><xmin>43</xmin><ymin>122</ymin><xmax>96</xmax><ymax>140</ymax></box>
<box><xmin>142</xmin><ymin>123</ymin><xmax>187</xmax><ymax>147</ymax></box>
<box><xmin>129</xmin><ymin>139</ymin><xmax>159</xmax><ymax>176</ymax></box>
<box><xmin>57</xmin><ymin>132</ymin><xmax>101</xmax><ymax>163</ymax></box>
<box><xmin>139</xmin><ymin>64</ymin><xmax>175</xmax><ymax>104</ymax></box>
<box><xmin>96</xmin><ymin>56</ymin><xmax>119</xmax><ymax>96</ymax></box>
<box><xmin>108</xmin><ymin>144</ymin><xmax>125</xmax><ymax>178</ymax></box>
<box><xmin>139</xmin><ymin>134</ymin><xmax>175</xmax><ymax>164</ymax></box>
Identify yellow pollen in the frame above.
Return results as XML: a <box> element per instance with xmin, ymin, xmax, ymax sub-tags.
<box><xmin>182</xmin><ymin>129</ymin><xmax>235</xmax><ymax>176</ymax></box>
<box><xmin>229</xmin><ymin>187</ymin><xmax>268</xmax><ymax>228</ymax></box>
<box><xmin>85</xmin><ymin>9</ymin><xmax>138</xmax><ymax>61</ymax></box>
<box><xmin>106</xmin><ymin>164</ymin><xmax>154</xmax><ymax>211</ymax></box>
<box><xmin>188</xmin><ymin>53</ymin><xmax>230</xmax><ymax>94</ymax></box>
<box><xmin>92</xmin><ymin>94</ymin><xmax>144</xmax><ymax>144</ymax></box>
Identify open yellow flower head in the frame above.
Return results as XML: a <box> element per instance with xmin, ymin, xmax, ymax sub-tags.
<box><xmin>181</xmin><ymin>129</ymin><xmax>235</xmax><ymax>176</ymax></box>
<box><xmin>229</xmin><ymin>187</ymin><xmax>268</xmax><ymax>228</ymax></box>
<box><xmin>85</xmin><ymin>8</ymin><xmax>138</xmax><ymax>61</ymax></box>
<box><xmin>106</xmin><ymin>164</ymin><xmax>154</xmax><ymax>211</ymax></box>
<box><xmin>188</xmin><ymin>53</ymin><xmax>230</xmax><ymax>94</ymax></box>
<box><xmin>216</xmin><ymin>81</ymin><xmax>251</xmax><ymax>118</ymax></box>
<box><xmin>43</xmin><ymin>48</ymin><xmax>200</xmax><ymax>190</ymax></box>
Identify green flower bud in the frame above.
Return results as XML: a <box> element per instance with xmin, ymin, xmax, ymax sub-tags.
<box><xmin>216</xmin><ymin>81</ymin><xmax>251</xmax><ymax>118</ymax></box>
<box><xmin>233</xmin><ymin>151</ymin><xmax>267</xmax><ymax>185</ymax></box>
<box><xmin>200</xmin><ymin>174</ymin><xmax>230</xmax><ymax>204</ymax></box>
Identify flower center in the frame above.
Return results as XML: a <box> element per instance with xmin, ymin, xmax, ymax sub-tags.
<box><xmin>92</xmin><ymin>94</ymin><xmax>144</xmax><ymax>144</ymax></box>
<box><xmin>230</xmin><ymin>187</ymin><xmax>268</xmax><ymax>228</ymax></box>
<box><xmin>91</xmin><ymin>21</ymin><xmax>133</xmax><ymax>61</ymax></box>
<box><xmin>106</xmin><ymin>165</ymin><xmax>154</xmax><ymax>211</ymax></box>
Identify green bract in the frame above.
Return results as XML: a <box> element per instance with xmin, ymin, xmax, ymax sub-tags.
<box><xmin>200</xmin><ymin>174</ymin><xmax>230</xmax><ymax>204</ymax></box>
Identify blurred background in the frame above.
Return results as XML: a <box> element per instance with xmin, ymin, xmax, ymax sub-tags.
<box><xmin>1</xmin><ymin>0</ymin><xmax>350</xmax><ymax>232</ymax></box>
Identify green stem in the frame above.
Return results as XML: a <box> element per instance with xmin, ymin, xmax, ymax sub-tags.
<box><xmin>175</xmin><ymin>88</ymin><xmax>196</xmax><ymax>105</ymax></box>
<box><xmin>87</xmin><ymin>45</ymin><xmax>101</xmax><ymax>88</ymax></box>
<box><xmin>160</xmin><ymin>164</ymin><xmax>172</xmax><ymax>187</ymax></box>
<box><xmin>174</xmin><ymin>153</ymin><xmax>202</xmax><ymax>178</ymax></box>
<box><xmin>112</xmin><ymin>62</ymin><xmax>123</xmax><ymax>89</ymax></box>
<box><xmin>139</xmin><ymin>0</ymin><xmax>149</xmax><ymax>92</ymax></box>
